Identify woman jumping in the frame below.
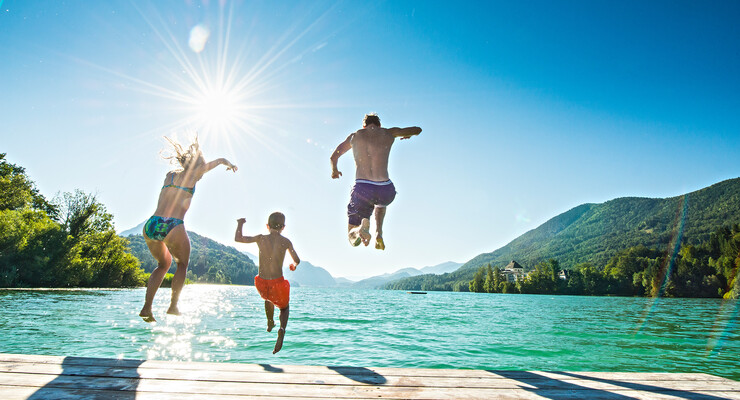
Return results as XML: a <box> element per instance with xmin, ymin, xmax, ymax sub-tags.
<box><xmin>139</xmin><ymin>137</ymin><xmax>237</xmax><ymax>322</ymax></box>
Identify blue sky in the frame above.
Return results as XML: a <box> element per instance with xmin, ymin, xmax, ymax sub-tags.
<box><xmin>2</xmin><ymin>0</ymin><xmax>739</xmax><ymax>279</ymax></box>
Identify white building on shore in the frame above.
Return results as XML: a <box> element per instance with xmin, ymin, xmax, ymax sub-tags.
<box><xmin>501</xmin><ymin>260</ymin><xmax>525</xmax><ymax>282</ymax></box>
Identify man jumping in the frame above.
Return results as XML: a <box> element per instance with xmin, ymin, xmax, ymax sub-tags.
<box><xmin>330</xmin><ymin>113</ymin><xmax>421</xmax><ymax>249</ymax></box>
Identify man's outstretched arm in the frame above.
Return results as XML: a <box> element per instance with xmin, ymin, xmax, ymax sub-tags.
<box><xmin>330</xmin><ymin>134</ymin><xmax>352</xmax><ymax>179</ymax></box>
<box><xmin>388</xmin><ymin>126</ymin><xmax>422</xmax><ymax>140</ymax></box>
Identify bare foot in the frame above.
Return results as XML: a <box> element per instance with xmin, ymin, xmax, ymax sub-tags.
<box><xmin>267</xmin><ymin>320</ymin><xmax>275</xmax><ymax>332</ymax></box>
<box><xmin>273</xmin><ymin>328</ymin><xmax>285</xmax><ymax>354</ymax></box>
<box><xmin>359</xmin><ymin>218</ymin><xmax>371</xmax><ymax>246</ymax></box>
<box><xmin>348</xmin><ymin>230</ymin><xmax>361</xmax><ymax>247</ymax></box>
<box><xmin>139</xmin><ymin>309</ymin><xmax>156</xmax><ymax>323</ymax></box>
<box><xmin>166</xmin><ymin>306</ymin><xmax>181</xmax><ymax>316</ymax></box>
<box><xmin>375</xmin><ymin>236</ymin><xmax>385</xmax><ymax>250</ymax></box>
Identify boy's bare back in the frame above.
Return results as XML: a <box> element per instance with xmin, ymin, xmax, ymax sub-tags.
<box><xmin>235</xmin><ymin>217</ymin><xmax>300</xmax><ymax>280</ymax></box>
<box><xmin>255</xmin><ymin>232</ymin><xmax>298</xmax><ymax>280</ymax></box>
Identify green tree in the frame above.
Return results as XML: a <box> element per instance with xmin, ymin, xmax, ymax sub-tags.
<box><xmin>469</xmin><ymin>266</ymin><xmax>484</xmax><ymax>293</ymax></box>
<box><xmin>50</xmin><ymin>191</ymin><xmax>145</xmax><ymax>287</ymax></box>
<box><xmin>0</xmin><ymin>208</ymin><xmax>64</xmax><ymax>286</ymax></box>
<box><xmin>492</xmin><ymin>266</ymin><xmax>503</xmax><ymax>292</ymax></box>
<box><xmin>0</xmin><ymin>153</ymin><xmax>57</xmax><ymax>217</ymax></box>
<box><xmin>483</xmin><ymin>264</ymin><xmax>496</xmax><ymax>293</ymax></box>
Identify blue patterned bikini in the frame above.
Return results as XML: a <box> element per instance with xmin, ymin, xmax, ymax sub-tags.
<box><xmin>144</xmin><ymin>175</ymin><xmax>196</xmax><ymax>241</ymax></box>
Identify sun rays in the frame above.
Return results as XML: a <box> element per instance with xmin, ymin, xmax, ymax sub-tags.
<box><xmin>85</xmin><ymin>1</ymin><xmax>342</xmax><ymax>169</ymax></box>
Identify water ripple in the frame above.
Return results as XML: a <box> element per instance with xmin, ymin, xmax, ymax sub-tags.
<box><xmin>0</xmin><ymin>287</ymin><xmax>738</xmax><ymax>379</ymax></box>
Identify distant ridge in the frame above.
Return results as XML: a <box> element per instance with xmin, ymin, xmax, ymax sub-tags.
<box><xmin>284</xmin><ymin>261</ymin><xmax>337</xmax><ymax>287</ymax></box>
<box><xmin>386</xmin><ymin>177</ymin><xmax>740</xmax><ymax>291</ymax></box>
<box><xmin>119</xmin><ymin>221</ymin><xmax>146</xmax><ymax>237</ymax></box>
<box><xmin>352</xmin><ymin>262</ymin><xmax>462</xmax><ymax>289</ymax></box>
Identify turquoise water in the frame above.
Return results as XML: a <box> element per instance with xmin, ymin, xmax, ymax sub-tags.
<box><xmin>0</xmin><ymin>286</ymin><xmax>738</xmax><ymax>380</ymax></box>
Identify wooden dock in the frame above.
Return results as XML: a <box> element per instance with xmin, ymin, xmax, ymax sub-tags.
<box><xmin>0</xmin><ymin>353</ymin><xmax>737</xmax><ymax>399</ymax></box>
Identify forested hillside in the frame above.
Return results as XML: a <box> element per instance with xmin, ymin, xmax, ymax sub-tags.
<box><xmin>386</xmin><ymin>178</ymin><xmax>740</xmax><ymax>293</ymax></box>
<box><xmin>126</xmin><ymin>233</ymin><xmax>257</xmax><ymax>285</ymax></box>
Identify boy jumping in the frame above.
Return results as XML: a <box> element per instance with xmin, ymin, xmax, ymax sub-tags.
<box><xmin>235</xmin><ymin>212</ymin><xmax>300</xmax><ymax>354</ymax></box>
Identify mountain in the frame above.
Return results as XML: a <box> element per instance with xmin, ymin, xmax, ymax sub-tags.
<box><xmin>334</xmin><ymin>277</ymin><xmax>356</xmax><ymax>287</ymax></box>
<box><xmin>385</xmin><ymin>177</ymin><xmax>740</xmax><ymax>291</ymax></box>
<box><xmin>125</xmin><ymin>232</ymin><xmax>257</xmax><ymax>285</ymax></box>
<box><xmin>351</xmin><ymin>262</ymin><xmax>463</xmax><ymax>289</ymax></box>
<box><xmin>284</xmin><ymin>260</ymin><xmax>337</xmax><ymax>287</ymax></box>
<box><xmin>419</xmin><ymin>261</ymin><xmax>463</xmax><ymax>275</ymax></box>
<box><xmin>119</xmin><ymin>221</ymin><xmax>146</xmax><ymax>237</ymax></box>
<box><xmin>351</xmin><ymin>268</ymin><xmax>423</xmax><ymax>289</ymax></box>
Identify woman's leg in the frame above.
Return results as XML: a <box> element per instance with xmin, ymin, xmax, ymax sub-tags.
<box><xmin>140</xmin><ymin>236</ymin><xmax>173</xmax><ymax>322</ymax></box>
<box><xmin>164</xmin><ymin>224</ymin><xmax>191</xmax><ymax>315</ymax></box>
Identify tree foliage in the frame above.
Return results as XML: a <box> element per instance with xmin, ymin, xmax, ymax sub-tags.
<box><xmin>0</xmin><ymin>155</ymin><xmax>145</xmax><ymax>287</ymax></box>
<box><xmin>458</xmin><ymin>225</ymin><xmax>740</xmax><ymax>299</ymax></box>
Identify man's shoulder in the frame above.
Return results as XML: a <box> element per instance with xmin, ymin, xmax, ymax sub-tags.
<box><xmin>354</xmin><ymin>127</ymin><xmax>394</xmax><ymax>139</ymax></box>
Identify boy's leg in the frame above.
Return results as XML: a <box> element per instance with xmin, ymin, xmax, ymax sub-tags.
<box><xmin>265</xmin><ymin>301</ymin><xmax>275</xmax><ymax>332</ymax></box>
<box><xmin>273</xmin><ymin>306</ymin><xmax>289</xmax><ymax>354</ymax></box>
<box><xmin>374</xmin><ymin>206</ymin><xmax>387</xmax><ymax>250</ymax></box>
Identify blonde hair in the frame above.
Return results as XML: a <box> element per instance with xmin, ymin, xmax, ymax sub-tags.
<box><xmin>162</xmin><ymin>135</ymin><xmax>202</xmax><ymax>171</ymax></box>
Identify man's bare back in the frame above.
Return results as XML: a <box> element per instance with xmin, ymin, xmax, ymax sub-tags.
<box><xmin>350</xmin><ymin>126</ymin><xmax>395</xmax><ymax>181</ymax></box>
<box><xmin>330</xmin><ymin>113</ymin><xmax>421</xmax><ymax>249</ymax></box>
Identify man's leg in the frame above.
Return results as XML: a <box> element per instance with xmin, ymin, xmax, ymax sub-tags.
<box><xmin>273</xmin><ymin>306</ymin><xmax>289</xmax><ymax>354</ymax></box>
<box><xmin>347</xmin><ymin>224</ymin><xmax>361</xmax><ymax>246</ymax></box>
<box><xmin>265</xmin><ymin>301</ymin><xmax>275</xmax><ymax>332</ymax></box>
<box><xmin>347</xmin><ymin>183</ymin><xmax>372</xmax><ymax>246</ymax></box>
<box><xmin>347</xmin><ymin>219</ymin><xmax>371</xmax><ymax>246</ymax></box>
<box><xmin>374</xmin><ymin>206</ymin><xmax>387</xmax><ymax>250</ymax></box>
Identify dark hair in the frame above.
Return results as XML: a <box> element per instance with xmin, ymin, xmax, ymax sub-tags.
<box><xmin>363</xmin><ymin>113</ymin><xmax>380</xmax><ymax>127</ymax></box>
<box><xmin>268</xmin><ymin>212</ymin><xmax>285</xmax><ymax>230</ymax></box>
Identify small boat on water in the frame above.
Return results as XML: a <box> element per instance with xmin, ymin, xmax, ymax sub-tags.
<box><xmin>407</xmin><ymin>291</ymin><xmax>427</xmax><ymax>294</ymax></box>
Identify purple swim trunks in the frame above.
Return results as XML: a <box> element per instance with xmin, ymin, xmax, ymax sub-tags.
<box><xmin>347</xmin><ymin>180</ymin><xmax>397</xmax><ymax>226</ymax></box>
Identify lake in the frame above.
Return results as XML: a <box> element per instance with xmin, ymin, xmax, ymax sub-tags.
<box><xmin>0</xmin><ymin>286</ymin><xmax>738</xmax><ymax>380</ymax></box>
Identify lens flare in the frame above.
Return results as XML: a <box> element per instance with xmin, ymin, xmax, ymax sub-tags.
<box><xmin>189</xmin><ymin>24</ymin><xmax>210</xmax><ymax>53</ymax></box>
<box><xmin>634</xmin><ymin>194</ymin><xmax>688</xmax><ymax>334</ymax></box>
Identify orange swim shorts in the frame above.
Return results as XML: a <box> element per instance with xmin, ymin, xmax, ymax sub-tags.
<box><xmin>254</xmin><ymin>276</ymin><xmax>290</xmax><ymax>309</ymax></box>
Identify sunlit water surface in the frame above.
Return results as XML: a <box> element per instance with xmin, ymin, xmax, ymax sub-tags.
<box><xmin>0</xmin><ymin>286</ymin><xmax>737</xmax><ymax>380</ymax></box>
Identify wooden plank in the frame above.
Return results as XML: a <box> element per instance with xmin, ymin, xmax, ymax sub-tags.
<box><xmin>0</xmin><ymin>353</ymin><xmax>731</xmax><ymax>382</ymax></box>
<box><xmin>0</xmin><ymin>362</ymin><xmax>737</xmax><ymax>392</ymax></box>
<box><xmin>3</xmin><ymin>381</ymin><xmax>740</xmax><ymax>400</ymax></box>
<box><xmin>0</xmin><ymin>385</ymin><xmax>378</xmax><ymax>400</ymax></box>
<box><xmin>0</xmin><ymin>353</ymin><xmax>737</xmax><ymax>400</ymax></box>
<box><xmin>1</xmin><ymin>371</ymin><xmax>738</xmax><ymax>400</ymax></box>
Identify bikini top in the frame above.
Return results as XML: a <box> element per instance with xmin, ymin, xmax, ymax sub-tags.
<box><xmin>162</xmin><ymin>174</ymin><xmax>195</xmax><ymax>195</ymax></box>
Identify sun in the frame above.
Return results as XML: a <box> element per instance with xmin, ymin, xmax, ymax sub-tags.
<box><xmin>191</xmin><ymin>84</ymin><xmax>243</xmax><ymax>133</ymax></box>
<box><xmin>111</xmin><ymin>1</ymin><xmax>334</xmax><ymax>158</ymax></box>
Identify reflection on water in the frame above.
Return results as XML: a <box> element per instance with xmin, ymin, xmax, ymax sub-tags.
<box><xmin>0</xmin><ymin>286</ymin><xmax>738</xmax><ymax>380</ymax></box>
